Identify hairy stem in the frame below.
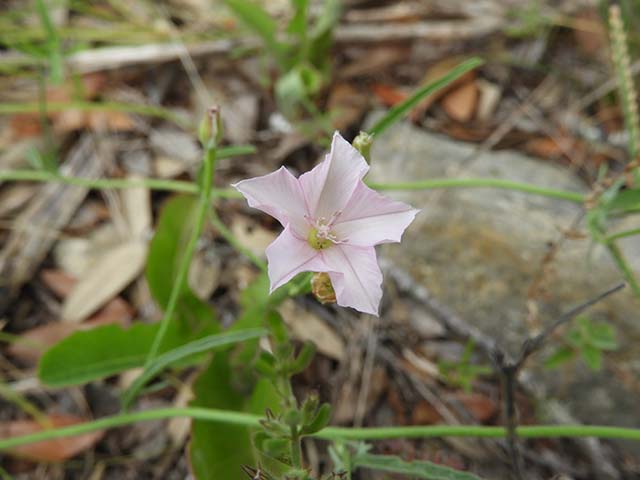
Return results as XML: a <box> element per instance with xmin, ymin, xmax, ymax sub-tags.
<box><xmin>0</xmin><ymin>170</ymin><xmax>585</xmax><ymax>204</ymax></box>
<box><xmin>142</xmin><ymin>146</ymin><xmax>216</xmax><ymax>378</ymax></box>
<box><xmin>605</xmin><ymin>241</ymin><xmax>640</xmax><ymax>298</ymax></box>
<box><xmin>1</xmin><ymin>407</ymin><xmax>640</xmax><ymax>452</ymax></box>
<box><xmin>368</xmin><ymin>178</ymin><xmax>584</xmax><ymax>203</ymax></box>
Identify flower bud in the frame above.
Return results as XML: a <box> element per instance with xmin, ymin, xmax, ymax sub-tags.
<box><xmin>198</xmin><ymin>106</ymin><xmax>223</xmax><ymax>148</ymax></box>
<box><xmin>352</xmin><ymin>131</ymin><xmax>374</xmax><ymax>163</ymax></box>
<box><xmin>311</xmin><ymin>272</ymin><xmax>336</xmax><ymax>304</ymax></box>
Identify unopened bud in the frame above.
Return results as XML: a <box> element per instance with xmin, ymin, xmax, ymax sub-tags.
<box><xmin>198</xmin><ymin>106</ymin><xmax>223</xmax><ymax>148</ymax></box>
<box><xmin>311</xmin><ymin>272</ymin><xmax>336</xmax><ymax>304</ymax></box>
<box><xmin>352</xmin><ymin>131</ymin><xmax>374</xmax><ymax>163</ymax></box>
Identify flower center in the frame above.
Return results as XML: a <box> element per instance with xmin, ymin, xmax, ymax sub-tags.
<box><xmin>306</xmin><ymin>213</ymin><xmax>341</xmax><ymax>250</ymax></box>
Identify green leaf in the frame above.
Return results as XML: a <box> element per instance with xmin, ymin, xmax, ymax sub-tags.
<box><xmin>353</xmin><ymin>453</ymin><xmax>484</xmax><ymax>480</ymax></box>
<box><xmin>308</xmin><ymin>0</ymin><xmax>341</xmax><ymax>70</ymax></box>
<box><xmin>189</xmin><ymin>355</ymin><xmax>280</xmax><ymax>479</ymax></box>
<box><xmin>146</xmin><ymin>195</ymin><xmax>219</xmax><ymax>339</ymax></box>
<box><xmin>275</xmin><ymin>64</ymin><xmax>322</xmax><ymax>117</ymax></box>
<box><xmin>286</xmin><ymin>0</ymin><xmax>309</xmax><ymax>38</ymax></box>
<box><xmin>607</xmin><ymin>188</ymin><xmax>640</xmax><ymax>214</ymax></box>
<box><xmin>368</xmin><ymin>57</ymin><xmax>484</xmax><ymax>137</ymax></box>
<box><xmin>543</xmin><ymin>346</ymin><xmax>575</xmax><ymax>369</ymax></box>
<box><xmin>35</xmin><ymin>0</ymin><xmax>63</xmax><ymax>83</ymax></box>
<box><xmin>223</xmin><ymin>0</ymin><xmax>286</xmax><ymax>65</ymax></box>
<box><xmin>38</xmin><ymin>321</ymin><xmax>213</xmax><ymax>387</ymax></box>
<box><xmin>581</xmin><ymin>344</ymin><xmax>603</xmax><ymax>371</ymax></box>
<box><xmin>300</xmin><ymin>403</ymin><xmax>331</xmax><ymax>435</ymax></box>
<box><xmin>122</xmin><ymin>328</ymin><xmax>267</xmax><ymax>407</ymax></box>
<box><xmin>588</xmin><ymin>323</ymin><xmax>618</xmax><ymax>351</ymax></box>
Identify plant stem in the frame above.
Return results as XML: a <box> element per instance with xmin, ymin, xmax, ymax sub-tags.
<box><xmin>368</xmin><ymin>178</ymin><xmax>585</xmax><ymax>203</ymax></box>
<box><xmin>606</xmin><ymin>227</ymin><xmax>640</xmax><ymax>242</ymax></box>
<box><xmin>290</xmin><ymin>426</ymin><xmax>303</xmax><ymax>469</ymax></box>
<box><xmin>0</xmin><ymin>170</ymin><xmax>585</xmax><ymax>205</ymax></box>
<box><xmin>142</xmin><ymin>146</ymin><xmax>216</xmax><ymax>375</ymax></box>
<box><xmin>0</xmin><ymin>383</ymin><xmax>48</xmax><ymax>427</ymax></box>
<box><xmin>605</xmin><ymin>240</ymin><xmax>640</xmax><ymax>298</ymax></box>
<box><xmin>1</xmin><ymin>407</ymin><xmax>639</xmax><ymax>452</ymax></box>
<box><xmin>209</xmin><ymin>210</ymin><xmax>267</xmax><ymax>271</ymax></box>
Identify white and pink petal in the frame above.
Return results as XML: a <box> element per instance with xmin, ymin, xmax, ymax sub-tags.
<box><xmin>333</xmin><ymin>182</ymin><xmax>419</xmax><ymax>246</ymax></box>
<box><xmin>321</xmin><ymin>244</ymin><xmax>382</xmax><ymax>316</ymax></box>
<box><xmin>299</xmin><ymin>132</ymin><xmax>369</xmax><ymax>221</ymax></box>
<box><xmin>232</xmin><ymin>166</ymin><xmax>309</xmax><ymax>236</ymax></box>
<box><xmin>266</xmin><ymin>225</ymin><xmax>328</xmax><ymax>293</ymax></box>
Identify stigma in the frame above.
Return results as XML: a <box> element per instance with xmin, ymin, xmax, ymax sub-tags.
<box><xmin>306</xmin><ymin>212</ymin><xmax>342</xmax><ymax>250</ymax></box>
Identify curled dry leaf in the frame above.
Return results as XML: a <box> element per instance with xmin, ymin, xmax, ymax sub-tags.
<box><xmin>0</xmin><ymin>414</ymin><xmax>103</xmax><ymax>462</ymax></box>
<box><xmin>409</xmin><ymin>57</ymin><xmax>476</xmax><ymax>121</ymax></box>
<box><xmin>441</xmin><ymin>80</ymin><xmax>479</xmax><ymax>123</ymax></box>
<box><xmin>371</xmin><ymin>83</ymin><xmax>409</xmax><ymax>108</ymax></box>
<box><xmin>451</xmin><ymin>392</ymin><xmax>498</xmax><ymax>423</ymax></box>
<box><xmin>62</xmin><ymin>241</ymin><xmax>147</xmax><ymax>323</ymax></box>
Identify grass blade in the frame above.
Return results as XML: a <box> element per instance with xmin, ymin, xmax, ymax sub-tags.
<box><xmin>368</xmin><ymin>57</ymin><xmax>484</xmax><ymax>137</ymax></box>
<box><xmin>122</xmin><ymin>328</ymin><xmax>266</xmax><ymax>407</ymax></box>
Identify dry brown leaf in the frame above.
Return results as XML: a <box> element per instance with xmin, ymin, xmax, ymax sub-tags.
<box><xmin>475</xmin><ymin>79</ymin><xmax>501</xmax><ymax>122</ymax></box>
<box><xmin>441</xmin><ymin>80</ymin><xmax>478</xmax><ymax>123</ymax></box>
<box><xmin>54</xmin><ymin>110</ymin><xmax>134</xmax><ymax>134</ymax></box>
<box><xmin>573</xmin><ymin>10</ymin><xmax>607</xmax><ymax>57</ymax></box>
<box><xmin>8</xmin><ymin>297</ymin><xmax>132</xmax><ymax>363</ymax></box>
<box><xmin>10</xmin><ymin>114</ymin><xmax>42</xmax><ymax>139</ymax></box>
<box><xmin>371</xmin><ymin>83</ymin><xmax>408</xmax><ymax>107</ymax></box>
<box><xmin>40</xmin><ymin>269</ymin><xmax>76</xmax><ymax>298</ymax></box>
<box><xmin>120</xmin><ymin>175</ymin><xmax>151</xmax><ymax>239</ymax></box>
<box><xmin>88</xmin><ymin>111</ymin><xmax>134</xmax><ymax>131</ymax></box>
<box><xmin>0</xmin><ymin>414</ymin><xmax>103</xmax><ymax>461</ymax></box>
<box><xmin>279</xmin><ymin>299</ymin><xmax>345</xmax><ymax>361</ymax></box>
<box><xmin>410</xmin><ymin>57</ymin><xmax>476</xmax><ymax>120</ymax></box>
<box><xmin>9</xmin><ymin>74</ymin><xmax>107</xmax><ymax>140</ymax></box>
<box><xmin>452</xmin><ymin>392</ymin><xmax>497</xmax><ymax>423</ymax></box>
<box><xmin>411</xmin><ymin>400</ymin><xmax>442</xmax><ymax>425</ymax></box>
<box><xmin>62</xmin><ymin>241</ymin><xmax>147</xmax><ymax>322</ymax></box>
<box><xmin>524</xmin><ymin>137</ymin><xmax>564</xmax><ymax>159</ymax></box>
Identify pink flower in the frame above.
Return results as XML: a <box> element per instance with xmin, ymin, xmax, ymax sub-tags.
<box><xmin>233</xmin><ymin>132</ymin><xmax>419</xmax><ymax>316</ymax></box>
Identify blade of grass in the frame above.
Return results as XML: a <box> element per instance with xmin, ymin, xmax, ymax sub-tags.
<box><xmin>1</xmin><ymin>408</ymin><xmax>640</xmax><ymax>452</ymax></box>
<box><xmin>368</xmin><ymin>57</ymin><xmax>484</xmax><ymax>137</ymax></box>
<box><xmin>223</xmin><ymin>0</ymin><xmax>287</xmax><ymax>66</ymax></box>
<box><xmin>35</xmin><ymin>0</ymin><xmax>64</xmax><ymax>83</ymax></box>
<box><xmin>122</xmin><ymin>328</ymin><xmax>266</xmax><ymax>407</ymax></box>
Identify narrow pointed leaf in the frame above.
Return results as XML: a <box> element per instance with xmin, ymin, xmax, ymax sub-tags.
<box><xmin>368</xmin><ymin>57</ymin><xmax>484</xmax><ymax>137</ymax></box>
<box><xmin>354</xmin><ymin>453</ymin><xmax>484</xmax><ymax>480</ymax></box>
<box><xmin>122</xmin><ymin>328</ymin><xmax>266</xmax><ymax>407</ymax></box>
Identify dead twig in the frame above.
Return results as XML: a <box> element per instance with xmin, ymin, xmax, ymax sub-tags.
<box><xmin>490</xmin><ymin>283</ymin><xmax>625</xmax><ymax>480</ymax></box>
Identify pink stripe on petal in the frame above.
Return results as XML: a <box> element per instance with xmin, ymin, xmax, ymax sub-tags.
<box><xmin>299</xmin><ymin>132</ymin><xmax>369</xmax><ymax>220</ymax></box>
<box><xmin>333</xmin><ymin>182</ymin><xmax>420</xmax><ymax>246</ymax></box>
<box><xmin>233</xmin><ymin>166</ymin><xmax>309</xmax><ymax>237</ymax></box>
<box><xmin>322</xmin><ymin>244</ymin><xmax>382</xmax><ymax>316</ymax></box>
<box><xmin>266</xmin><ymin>226</ymin><xmax>328</xmax><ymax>293</ymax></box>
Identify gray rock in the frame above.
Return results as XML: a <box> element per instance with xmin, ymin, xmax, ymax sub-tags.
<box><xmin>369</xmin><ymin>118</ymin><xmax>640</xmax><ymax>451</ymax></box>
